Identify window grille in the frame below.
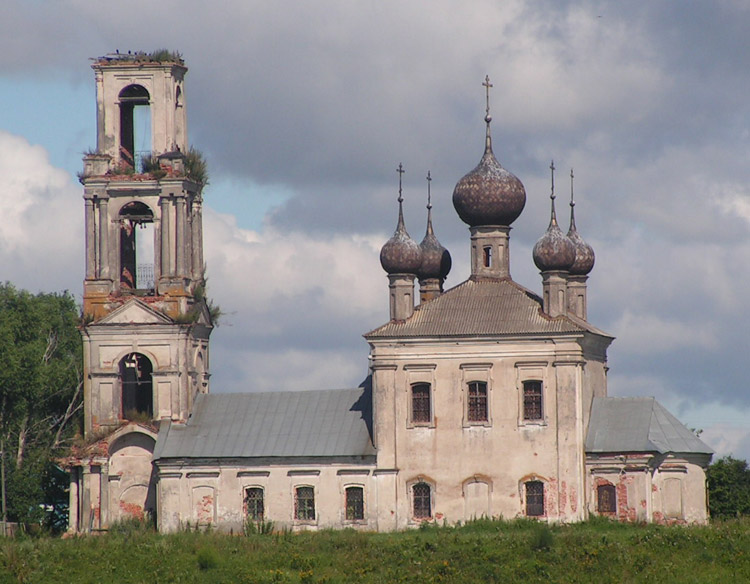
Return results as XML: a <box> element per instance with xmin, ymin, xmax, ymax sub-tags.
<box><xmin>467</xmin><ymin>381</ymin><xmax>488</xmax><ymax>422</ymax></box>
<box><xmin>523</xmin><ymin>381</ymin><xmax>543</xmax><ymax>421</ymax></box>
<box><xmin>345</xmin><ymin>486</ymin><xmax>364</xmax><ymax>521</ymax></box>
<box><xmin>294</xmin><ymin>486</ymin><xmax>315</xmax><ymax>521</ymax></box>
<box><xmin>411</xmin><ymin>383</ymin><xmax>431</xmax><ymax>424</ymax></box>
<box><xmin>526</xmin><ymin>481</ymin><xmax>544</xmax><ymax>517</ymax></box>
<box><xmin>597</xmin><ymin>484</ymin><xmax>616</xmax><ymax>513</ymax></box>
<box><xmin>413</xmin><ymin>482</ymin><xmax>432</xmax><ymax>519</ymax></box>
<box><xmin>245</xmin><ymin>487</ymin><xmax>264</xmax><ymax>521</ymax></box>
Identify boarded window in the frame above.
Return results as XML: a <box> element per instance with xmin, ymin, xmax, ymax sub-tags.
<box><xmin>523</xmin><ymin>381</ymin><xmax>543</xmax><ymax>421</ymax></box>
<box><xmin>295</xmin><ymin>486</ymin><xmax>315</xmax><ymax>521</ymax></box>
<box><xmin>467</xmin><ymin>381</ymin><xmax>488</xmax><ymax>422</ymax></box>
<box><xmin>411</xmin><ymin>383</ymin><xmax>431</xmax><ymax>424</ymax></box>
<box><xmin>664</xmin><ymin>478</ymin><xmax>683</xmax><ymax>519</ymax></box>
<box><xmin>413</xmin><ymin>482</ymin><xmax>432</xmax><ymax>519</ymax></box>
<box><xmin>345</xmin><ymin>486</ymin><xmax>364</xmax><ymax>521</ymax></box>
<box><xmin>597</xmin><ymin>484</ymin><xmax>616</xmax><ymax>513</ymax></box>
<box><xmin>526</xmin><ymin>481</ymin><xmax>544</xmax><ymax>517</ymax></box>
<box><xmin>464</xmin><ymin>480</ymin><xmax>490</xmax><ymax>520</ymax></box>
<box><xmin>245</xmin><ymin>487</ymin><xmax>264</xmax><ymax>521</ymax></box>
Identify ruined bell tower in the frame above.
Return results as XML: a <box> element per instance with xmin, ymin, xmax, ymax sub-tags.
<box><xmin>79</xmin><ymin>52</ymin><xmax>212</xmax><ymax>437</ymax></box>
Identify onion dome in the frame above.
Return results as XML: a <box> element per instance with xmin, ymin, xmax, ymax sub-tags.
<box><xmin>533</xmin><ymin>161</ymin><xmax>576</xmax><ymax>272</ymax></box>
<box><xmin>566</xmin><ymin>169</ymin><xmax>595</xmax><ymax>275</ymax></box>
<box><xmin>380</xmin><ymin>164</ymin><xmax>423</xmax><ymax>274</ymax></box>
<box><xmin>452</xmin><ymin>75</ymin><xmax>526</xmax><ymax>227</ymax></box>
<box><xmin>418</xmin><ymin>171</ymin><xmax>452</xmax><ymax>280</ymax></box>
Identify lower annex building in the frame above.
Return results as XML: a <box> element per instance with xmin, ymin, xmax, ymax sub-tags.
<box><xmin>66</xmin><ymin>54</ymin><xmax>712</xmax><ymax>533</ymax></box>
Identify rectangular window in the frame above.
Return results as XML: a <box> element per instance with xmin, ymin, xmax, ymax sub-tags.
<box><xmin>244</xmin><ymin>487</ymin><xmax>264</xmax><ymax>521</ymax></box>
<box><xmin>526</xmin><ymin>481</ymin><xmax>544</xmax><ymax>517</ymax></box>
<box><xmin>523</xmin><ymin>381</ymin><xmax>543</xmax><ymax>421</ymax></box>
<box><xmin>467</xmin><ymin>381</ymin><xmax>488</xmax><ymax>422</ymax></box>
<box><xmin>345</xmin><ymin>486</ymin><xmax>364</xmax><ymax>521</ymax></box>
<box><xmin>294</xmin><ymin>486</ymin><xmax>315</xmax><ymax>521</ymax></box>
<box><xmin>413</xmin><ymin>482</ymin><xmax>432</xmax><ymax>519</ymax></box>
<box><xmin>411</xmin><ymin>383</ymin><xmax>431</xmax><ymax>424</ymax></box>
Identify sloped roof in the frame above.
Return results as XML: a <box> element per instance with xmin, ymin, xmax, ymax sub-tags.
<box><xmin>586</xmin><ymin>397</ymin><xmax>713</xmax><ymax>455</ymax></box>
<box><xmin>154</xmin><ymin>387</ymin><xmax>374</xmax><ymax>460</ymax></box>
<box><xmin>366</xmin><ymin>278</ymin><xmax>609</xmax><ymax>339</ymax></box>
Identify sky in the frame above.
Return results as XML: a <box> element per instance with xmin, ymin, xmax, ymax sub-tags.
<box><xmin>1</xmin><ymin>0</ymin><xmax>750</xmax><ymax>460</ymax></box>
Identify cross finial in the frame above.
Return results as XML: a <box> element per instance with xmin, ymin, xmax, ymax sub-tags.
<box><xmin>483</xmin><ymin>75</ymin><xmax>493</xmax><ymax>120</ymax></box>
<box><xmin>550</xmin><ymin>160</ymin><xmax>556</xmax><ymax>200</ymax></box>
<box><xmin>426</xmin><ymin>170</ymin><xmax>432</xmax><ymax>210</ymax></box>
<box><xmin>570</xmin><ymin>168</ymin><xmax>575</xmax><ymax>207</ymax></box>
<box><xmin>397</xmin><ymin>163</ymin><xmax>405</xmax><ymax>203</ymax></box>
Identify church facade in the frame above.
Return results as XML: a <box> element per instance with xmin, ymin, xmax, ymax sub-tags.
<box><xmin>66</xmin><ymin>54</ymin><xmax>712</xmax><ymax>533</ymax></box>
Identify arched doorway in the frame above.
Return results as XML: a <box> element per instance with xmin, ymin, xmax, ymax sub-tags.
<box><xmin>120</xmin><ymin>352</ymin><xmax>153</xmax><ymax>420</ymax></box>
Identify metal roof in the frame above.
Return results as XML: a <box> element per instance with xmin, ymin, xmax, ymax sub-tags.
<box><xmin>366</xmin><ymin>278</ymin><xmax>609</xmax><ymax>339</ymax></box>
<box><xmin>585</xmin><ymin>397</ymin><xmax>713</xmax><ymax>455</ymax></box>
<box><xmin>154</xmin><ymin>387</ymin><xmax>374</xmax><ymax>460</ymax></box>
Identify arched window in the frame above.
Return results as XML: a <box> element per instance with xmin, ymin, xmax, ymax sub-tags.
<box><xmin>523</xmin><ymin>381</ymin><xmax>543</xmax><ymax>421</ymax></box>
<box><xmin>119</xmin><ymin>84</ymin><xmax>151</xmax><ymax>170</ymax></box>
<box><xmin>345</xmin><ymin>486</ymin><xmax>364</xmax><ymax>521</ymax></box>
<box><xmin>120</xmin><ymin>352</ymin><xmax>153</xmax><ymax>419</ymax></box>
<box><xmin>467</xmin><ymin>381</ymin><xmax>488</xmax><ymax>422</ymax></box>
<box><xmin>597</xmin><ymin>484</ymin><xmax>616</xmax><ymax>514</ymax></box>
<box><xmin>294</xmin><ymin>486</ymin><xmax>315</xmax><ymax>521</ymax></box>
<box><xmin>525</xmin><ymin>481</ymin><xmax>544</xmax><ymax>517</ymax></box>
<box><xmin>245</xmin><ymin>487</ymin><xmax>264</xmax><ymax>521</ymax></box>
<box><xmin>119</xmin><ymin>202</ymin><xmax>154</xmax><ymax>291</ymax></box>
<box><xmin>413</xmin><ymin>482</ymin><xmax>432</xmax><ymax>520</ymax></box>
<box><xmin>411</xmin><ymin>383</ymin><xmax>431</xmax><ymax>424</ymax></box>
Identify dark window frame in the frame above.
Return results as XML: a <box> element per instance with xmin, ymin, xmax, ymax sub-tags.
<box><xmin>525</xmin><ymin>481</ymin><xmax>545</xmax><ymax>517</ymax></box>
<box><xmin>523</xmin><ymin>380</ymin><xmax>543</xmax><ymax>421</ymax></box>
<box><xmin>597</xmin><ymin>484</ymin><xmax>616</xmax><ymax>514</ymax></box>
<box><xmin>411</xmin><ymin>383</ymin><xmax>431</xmax><ymax>425</ymax></box>
<box><xmin>345</xmin><ymin>486</ymin><xmax>365</xmax><ymax>521</ymax></box>
<box><xmin>467</xmin><ymin>381</ymin><xmax>488</xmax><ymax>422</ymax></box>
<box><xmin>244</xmin><ymin>487</ymin><xmax>264</xmax><ymax>522</ymax></box>
<box><xmin>412</xmin><ymin>482</ymin><xmax>432</xmax><ymax>520</ymax></box>
<box><xmin>294</xmin><ymin>486</ymin><xmax>315</xmax><ymax>522</ymax></box>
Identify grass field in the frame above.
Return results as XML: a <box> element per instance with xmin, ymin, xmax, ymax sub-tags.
<box><xmin>1</xmin><ymin>517</ymin><xmax>748</xmax><ymax>583</ymax></box>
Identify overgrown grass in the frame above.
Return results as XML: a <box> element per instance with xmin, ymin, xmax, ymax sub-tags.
<box><xmin>0</xmin><ymin>518</ymin><xmax>749</xmax><ymax>583</ymax></box>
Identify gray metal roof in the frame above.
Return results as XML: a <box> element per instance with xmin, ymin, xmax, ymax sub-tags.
<box><xmin>366</xmin><ymin>278</ymin><xmax>610</xmax><ymax>339</ymax></box>
<box><xmin>586</xmin><ymin>397</ymin><xmax>713</xmax><ymax>455</ymax></box>
<box><xmin>154</xmin><ymin>387</ymin><xmax>374</xmax><ymax>460</ymax></box>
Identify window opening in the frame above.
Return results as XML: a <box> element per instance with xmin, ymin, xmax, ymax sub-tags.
<box><xmin>119</xmin><ymin>202</ymin><xmax>154</xmax><ymax>291</ymax></box>
<box><xmin>597</xmin><ymin>484</ymin><xmax>616</xmax><ymax>514</ymax></box>
<box><xmin>483</xmin><ymin>246</ymin><xmax>492</xmax><ymax>267</ymax></box>
<box><xmin>120</xmin><ymin>352</ymin><xmax>153</xmax><ymax>419</ymax></box>
<box><xmin>295</xmin><ymin>486</ymin><xmax>315</xmax><ymax>521</ymax></box>
<box><xmin>526</xmin><ymin>481</ymin><xmax>544</xmax><ymax>517</ymax></box>
<box><xmin>119</xmin><ymin>85</ymin><xmax>151</xmax><ymax>171</ymax></box>
<box><xmin>411</xmin><ymin>383</ymin><xmax>431</xmax><ymax>424</ymax></box>
<box><xmin>523</xmin><ymin>381</ymin><xmax>543</xmax><ymax>421</ymax></box>
<box><xmin>467</xmin><ymin>381</ymin><xmax>488</xmax><ymax>422</ymax></box>
<box><xmin>413</xmin><ymin>482</ymin><xmax>432</xmax><ymax>520</ymax></box>
<box><xmin>245</xmin><ymin>487</ymin><xmax>264</xmax><ymax>521</ymax></box>
<box><xmin>345</xmin><ymin>486</ymin><xmax>364</xmax><ymax>521</ymax></box>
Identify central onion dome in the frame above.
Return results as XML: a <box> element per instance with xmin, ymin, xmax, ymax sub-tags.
<box><xmin>453</xmin><ymin>77</ymin><xmax>526</xmax><ymax>227</ymax></box>
<box><xmin>380</xmin><ymin>165</ymin><xmax>423</xmax><ymax>275</ymax></box>
<box><xmin>533</xmin><ymin>162</ymin><xmax>576</xmax><ymax>272</ymax></box>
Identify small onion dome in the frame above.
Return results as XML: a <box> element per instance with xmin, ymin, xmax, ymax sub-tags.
<box><xmin>380</xmin><ymin>199</ymin><xmax>423</xmax><ymax>275</ymax></box>
<box><xmin>452</xmin><ymin>116</ymin><xmax>526</xmax><ymax>227</ymax></box>
<box><xmin>418</xmin><ymin>214</ymin><xmax>452</xmax><ymax>280</ymax></box>
<box><xmin>566</xmin><ymin>180</ymin><xmax>595</xmax><ymax>275</ymax></box>
<box><xmin>533</xmin><ymin>168</ymin><xmax>576</xmax><ymax>271</ymax></box>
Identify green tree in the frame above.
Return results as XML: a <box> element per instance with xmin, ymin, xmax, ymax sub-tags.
<box><xmin>0</xmin><ymin>283</ymin><xmax>82</xmax><ymax>530</ymax></box>
<box><xmin>707</xmin><ymin>456</ymin><xmax>750</xmax><ymax>519</ymax></box>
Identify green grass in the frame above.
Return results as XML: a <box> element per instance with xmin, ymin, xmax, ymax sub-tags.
<box><xmin>1</xmin><ymin>518</ymin><xmax>749</xmax><ymax>583</ymax></box>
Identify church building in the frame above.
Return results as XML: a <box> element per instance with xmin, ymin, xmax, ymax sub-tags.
<box><xmin>66</xmin><ymin>54</ymin><xmax>712</xmax><ymax>533</ymax></box>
